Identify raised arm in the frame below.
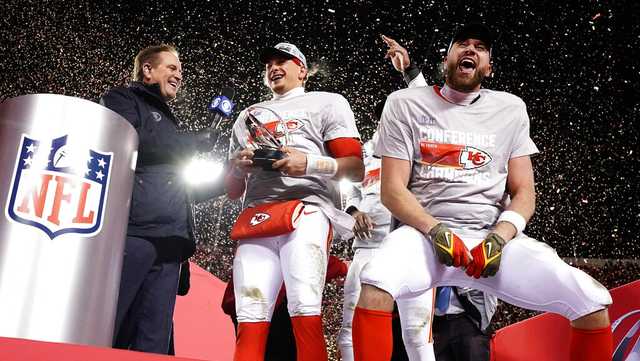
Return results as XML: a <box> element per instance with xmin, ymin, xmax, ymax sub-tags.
<box><xmin>381</xmin><ymin>34</ymin><xmax>427</xmax><ymax>88</ymax></box>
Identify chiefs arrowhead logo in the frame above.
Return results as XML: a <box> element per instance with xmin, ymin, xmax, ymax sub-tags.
<box><xmin>459</xmin><ymin>146</ymin><xmax>492</xmax><ymax>170</ymax></box>
<box><xmin>250</xmin><ymin>212</ymin><xmax>270</xmax><ymax>226</ymax></box>
<box><xmin>246</xmin><ymin>119</ymin><xmax>306</xmax><ymax>145</ymax></box>
<box><xmin>263</xmin><ymin>119</ymin><xmax>305</xmax><ymax>138</ymax></box>
<box><xmin>420</xmin><ymin>141</ymin><xmax>492</xmax><ymax>170</ymax></box>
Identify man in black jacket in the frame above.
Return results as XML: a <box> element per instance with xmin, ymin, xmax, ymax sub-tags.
<box><xmin>100</xmin><ymin>44</ymin><xmax>222</xmax><ymax>354</ymax></box>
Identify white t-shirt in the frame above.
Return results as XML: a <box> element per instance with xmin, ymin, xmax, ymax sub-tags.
<box><xmin>375</xmin><ymin>85</ymin><xmax>539</xmax><ymax>234</ymax></box>
<box><xmin>229</xmin><ymin>87</ymin><xmax>361</xmax><ymax>238</ymax></box>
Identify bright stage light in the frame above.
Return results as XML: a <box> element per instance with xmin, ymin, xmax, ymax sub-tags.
<box><xmin>339</xmin><ymin>178</ymin><xmax>354</xmax><ymax>194</ymax></box>
<box><xmin>183</xmin><ymin>158</ymin><xmax>224</xmax><ymax>185</ymax></box>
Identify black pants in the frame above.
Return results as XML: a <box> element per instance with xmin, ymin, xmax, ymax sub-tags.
<box><xmin>113</xmin><ymin>235</ymin><xmax>181</xmax><ymax>354</ymax></box>
<box><xmin>432</xmin><ymin>314</ymin><xmax>490</xmax><ymax>361</ymax></box>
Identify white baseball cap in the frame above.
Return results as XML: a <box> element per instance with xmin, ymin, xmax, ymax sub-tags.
<box><xmin>260</xmin><ymin>42</ymin><xmax>307</xmax><ymax>68</ymax></box>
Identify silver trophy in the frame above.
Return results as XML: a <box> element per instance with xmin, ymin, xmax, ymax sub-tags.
<box><xmin>244</xmin><ymin>106</ymin><xmax>287</xmax><ymax>171</ymax></box>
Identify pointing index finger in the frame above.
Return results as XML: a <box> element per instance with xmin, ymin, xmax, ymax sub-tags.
<box><xmin>381</xmin><ymin>34</ymin><xmax>396</xmax><ymax>46</ymax></box>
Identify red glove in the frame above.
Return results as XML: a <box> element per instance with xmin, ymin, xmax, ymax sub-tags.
<box><xmin>428</xmin><ymin>223</ymin><xmax>472</xmax><ymax>268</ymax></box>
<box><xmin>326</xmin><ymin>255</ymin><xmax>349</xmax><ymax>281</ymax></box>
<box><xmin>465</xmin><ymin>233</ymin><xmax>507</xmax><ymax>278</ymax></box>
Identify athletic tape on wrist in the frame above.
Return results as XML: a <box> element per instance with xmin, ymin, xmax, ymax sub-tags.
<box><xmin>497</xmin><ymin>210</ymin><xmax>526</xmax><ymax>234</ymax></box>
<box><xmin>305</xmin><ymin>154</ymin><xmax>338</xmax><ymax>177</ymax></box>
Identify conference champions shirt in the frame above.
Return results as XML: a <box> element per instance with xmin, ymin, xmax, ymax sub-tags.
<box><xmin>375</xmin><ymin>85</ymin><xmax>539</xmax><ymax>236</ymax></box>
<box><xmin>229</xmin><ymin>88</ymin><xmax>361</xmax><ymax>239</ymax></box>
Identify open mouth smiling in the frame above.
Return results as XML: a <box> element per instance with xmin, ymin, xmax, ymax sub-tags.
<box><xmin>270</xmin><ymin>73</ymin><xmax>285</xmax><ymax>82</ymax></box>
<box><xmin>458</xmin><ymin>57</ymin><xmax>477</xmax><ymax>74</ymax></box>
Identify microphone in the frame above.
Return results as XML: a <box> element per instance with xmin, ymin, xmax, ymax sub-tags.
<box><xmin>208</xmin><ymin>87</ymin><xmax>236</xmax><ymax>129</ymax></box>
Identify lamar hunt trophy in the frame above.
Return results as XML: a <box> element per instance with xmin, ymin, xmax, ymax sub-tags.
<box><xmin>244</xmin><ymin>106</ymin><xmax>287</xmax><ymax>171</ymax></box>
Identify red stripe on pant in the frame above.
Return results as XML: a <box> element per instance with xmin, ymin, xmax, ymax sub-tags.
<box><xmin>291</xmin><ymin>315</ymin><xmax>328</xmax><ymax>361</ymax></box>
<box><xmin>353</xmin><ymin>306</ymin><xmax>393</xmax><ymax>361</ymax></box>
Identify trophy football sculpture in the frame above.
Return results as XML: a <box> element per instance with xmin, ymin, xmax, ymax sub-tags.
<box><xmin>243</xmin><ymin>106</ymin><xmax>287</xmax><ymax>171</ymax></box>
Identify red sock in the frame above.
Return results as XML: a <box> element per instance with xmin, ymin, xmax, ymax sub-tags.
<box><xmin>290</xmin><ymin>315</ymin><xmax>328</xmax><ymax>361</ymax></box>
<box><xmin>570</xmin><ymin>325</ymin><xmax>613</xmax><ymax>361</ymax></box>
<box><xmin>352</xmin><ymin>307</ymin><xmax>393</xmax><ymax>361</ymax></box>
<box><xmin>234</xmin><ymin>322</ymin><xmax>270</xmax><ymax>361</ymax></box>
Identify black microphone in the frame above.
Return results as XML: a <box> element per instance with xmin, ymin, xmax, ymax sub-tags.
<box><xmin>208</xmin><ymin>87</ymin><xmax>236</xmax><ymax>129</ymax></box>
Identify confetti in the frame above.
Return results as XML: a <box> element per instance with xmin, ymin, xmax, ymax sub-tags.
<box><xmin>1</xmin><ymin>1</ymin><xmax>635</xmax><ymax>357</ymax></box>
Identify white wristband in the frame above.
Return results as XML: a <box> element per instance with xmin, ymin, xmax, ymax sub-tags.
<box><xmin>497</xmin><ymin>210</ymin><xmax>526</xmax><ymax>234</ymax></box>
<box><xmin>305</xmin><ymin>154</ymin><xmax>338</xmax><ymax>177</ymax></box>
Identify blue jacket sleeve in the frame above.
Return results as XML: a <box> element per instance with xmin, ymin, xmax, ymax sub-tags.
<box><xmin>100</xmin><ymin>87</ymin><xmax>141</xmax><ymax>128</ymax></box>
<box><xmin>100</xmin><ymin>87</ymin><xmax>202</xmax><ymax>165</ymax></box>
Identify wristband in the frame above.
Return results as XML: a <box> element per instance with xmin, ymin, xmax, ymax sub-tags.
<box><xmin>497</xmin><ymin>210</ymin><xmax>526</xmax><ymax>234</ymax></box>
<box><xmin>305</xmin><ymin>154</ymin><xmax>338</xmax><ymax>177</ymax></box>
<box><xmin>403</xmin><ymin>63</ymin><xmax>421</xmax><ymax>84</ymax></box>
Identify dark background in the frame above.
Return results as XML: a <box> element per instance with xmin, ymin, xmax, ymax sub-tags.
<box><xmin>1</xmin><ymin>0</ymin><xmax>638</xmax><ymax>349</ymax></box>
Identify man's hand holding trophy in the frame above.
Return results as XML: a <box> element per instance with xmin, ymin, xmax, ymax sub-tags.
<box><xmin>243</xmin><ymin>106</ymin><xmax>288</xmax><ymax>172</ymax></box>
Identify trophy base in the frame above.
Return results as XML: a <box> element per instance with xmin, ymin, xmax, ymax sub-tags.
<box><xmin>252</xmin><ymin>149</ymin><xmax>286</xmax><ymax>171</ymax></box>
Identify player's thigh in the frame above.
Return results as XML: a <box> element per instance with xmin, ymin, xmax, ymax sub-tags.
<box><xmin>450</xmin><ymin>235</ymin><xmax>612</xmax><ymax>321</ymax></box>
<box><xmin>279</xmin><ymin>206</ymin><xmax>331</xmax><ymax>316</ymax></box>
<box><xmin>343</xmin><ymin>248</ymin><xmax>377</xmax><ymax>317</ymax></box>
<box><xmin>233</xmin><ymin>237</ymin><xmax>283</xmax><ymax>322</ymax></box>
<box><xmin>360</xmin><ymin>225</ymin><xmax>440</xmax><ymax>299</ymax></box>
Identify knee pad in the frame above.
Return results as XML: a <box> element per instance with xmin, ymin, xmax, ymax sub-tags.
<box><xmin>402</xmin><ymin>325</ymin><xmax>430</xmax><ymax>348</ymax></box>
<box><xmin>235</xmin><ymin>286</ymin><xmax>273</xmax><ymax>322</ymax></box>
<box><xmin>286</xmin><ymin>287</ymin><xmax>323</xmax><ymax>317</ymax></box>
<box><xmin>573</xmin><ymin>269</ymin><xmax>612</xmax><ymax>310</ymax></box>
<box><xmin>287</xmin><ymin>302</ymin><xmax>321</xmax><ymax>317</ymax></box>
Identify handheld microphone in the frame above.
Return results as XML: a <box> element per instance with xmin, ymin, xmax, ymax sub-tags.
<box><xmin>208</xmin><ymin>87</ymin><xmax>236</xmax><ymax>129</ymax></box>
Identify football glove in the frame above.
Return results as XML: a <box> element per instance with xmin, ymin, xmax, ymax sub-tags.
<box><xmin>465</xmin><ymin>233</ymin><xmax>507</xmax><ymax>278</ymax></box>
<box><xmin>428</xmin><ymin>223</ymin><xmax>472</xmax><ymax>268</ymax></box>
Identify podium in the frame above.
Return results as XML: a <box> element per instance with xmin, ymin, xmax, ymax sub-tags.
<box><xmin>0</xmin><ymin>94</ymin><xmax>138</xmax><ymax>346</ymax></box>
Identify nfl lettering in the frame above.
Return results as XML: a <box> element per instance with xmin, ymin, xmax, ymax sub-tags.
<box><xmin>5</xmin><ymin>134</ymin><xmax>112</xmax><ymax>239</ymax></box>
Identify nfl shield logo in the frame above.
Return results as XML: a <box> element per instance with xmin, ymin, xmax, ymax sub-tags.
<box><xmin>5</xmin><ymin>134</ymin><xmax>113</xmax><ymax>239</ymax></box>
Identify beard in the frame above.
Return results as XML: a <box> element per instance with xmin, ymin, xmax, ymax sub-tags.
<box><xmin>445</xmin><ymin>61</ymin><xmax>487</xmax><ymax>92</ymax></box>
